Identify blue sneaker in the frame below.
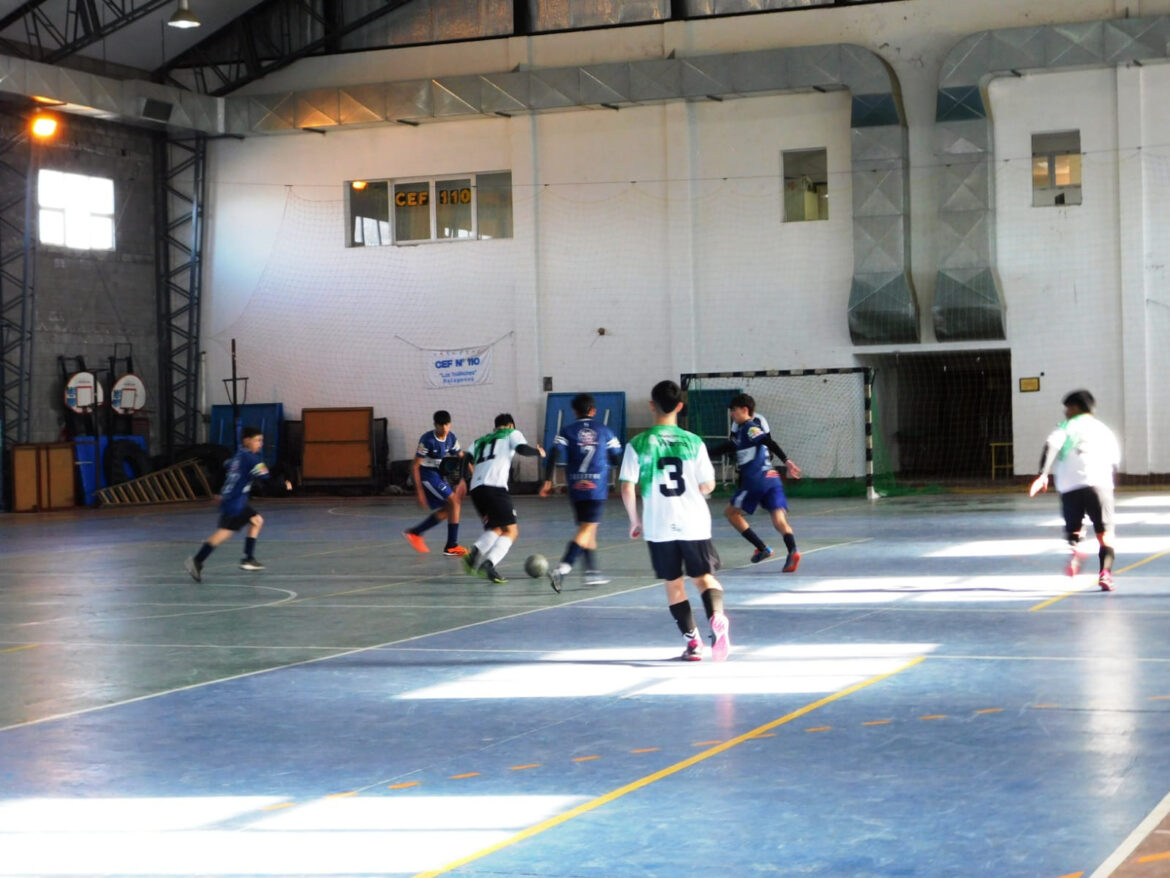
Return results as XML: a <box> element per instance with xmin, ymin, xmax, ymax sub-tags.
<box><xmin>751</xmin><ymin>546</ymin><xmax>773</xmax><ymax>564</ymax></box>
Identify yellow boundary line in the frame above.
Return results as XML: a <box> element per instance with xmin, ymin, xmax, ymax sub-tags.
<box><xmin>411</xmin><ymin>656</ymin><xmax>925</xmax><ymax>878</ymax></box>
<box><xmin>1029</xmin><ymin>548</ymin><xmax>1170</xmax><ymax>611</ymax></box>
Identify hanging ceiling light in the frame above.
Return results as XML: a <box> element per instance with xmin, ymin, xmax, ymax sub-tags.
<box><xmin>167</xmin><ymin>0</ymin><xmax>201</xmax><ymax>29</ymax></box>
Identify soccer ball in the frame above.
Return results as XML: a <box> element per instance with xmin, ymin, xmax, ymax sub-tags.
<box><xmin>524</xmin><ymin>554</ymin><xmax>549</xmax><ymax>578</ymax></box>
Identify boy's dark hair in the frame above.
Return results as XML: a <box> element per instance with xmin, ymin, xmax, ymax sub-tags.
<box><xmin>571</xmin><ymin>393</ymin><xmax>596</xmax><ymax>418</ymax></box>
<box><xmin>494</xmin><ymin>412</ymin><xmax>515</xmax><ymax>429</ymax></box>
<box><xmin>433</xmin><ymin>410</ymin><xmax>452</xmax><ymax>426</ymax></box>
<box><xmin>728</xmin><ymin>393</ymin><xmax>756</xmax><ymax>414</ymax></box>
<box><xmin>650</xmin><ymin>380</ymin><xmax>683</xmax><ymax>415</ymax></box>
<box><xmin>1063</xmin><ymin>389</ymin><xmax>1096</xmax><ymax>414</ymax></box>
<box><xmin>242</xmin><ymin>426</ymin><xmax>263</xmax><ymax>440</ymax></box>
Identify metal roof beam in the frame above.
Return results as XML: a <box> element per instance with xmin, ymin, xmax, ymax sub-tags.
<box><xmin>0</xmin><ymin>0</ymin><xmax>174</xmax><ymax>64</ymax></box>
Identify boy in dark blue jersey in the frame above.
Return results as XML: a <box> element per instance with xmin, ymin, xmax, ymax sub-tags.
<box><xmin>185</xmin><ymin>426</ymin><xmax>291</xmax><ymax>582</ymax></box>
<box><xmin>404</xmin><ymin>410</ymin><xmax>468</xmax><ymax>557</ymax></box>
<box><xmin>539</xmin><ymin>393</ymin><xmax>623</xmax><ymax>591</ymax></box>
<box><xmin>711</xmin><ymin>394</ymin><xmax>803</xmax><ymax>571</ymax></box>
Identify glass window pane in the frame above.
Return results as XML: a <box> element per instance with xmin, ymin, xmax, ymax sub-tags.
<box><xmin>436</xmin><ymin>178</ymin><xmax>473</xmax><ymax>239</ymax></box>
<box><xmin>476</xmin><ymin>172</ymin><xmax>513</xmax><ymax>240</ymax></box>
<box><xmin>64</xmin><ymin>208</ymin><xmax>89</xmax><ymax>249</ymax></box>
<box><xmin>87</xmin><ymin>177</ymin><xmax>114</xmax><ymax>215</ymax></box>
<box><xmin>394</xmin><ymin>181</ymin><xmax>431</xmax><ymax>242</ymax></box>
<box><xmin>1032</xmin><ymin>157</ymin><xmax>1050</xmax><ymax>189</ymax></box>
<box><xmin>782</xmin><ymin>148</ymin><xmax>827</xmax><ymax>223</ymax></box>
<box><xmin>347</xmin><ymin>181</ymin><xmax>389</xmax><ymax>247</ymax></box>
<box><xmin>38</xmin><ymin>169</ymin><xmax>67</xmax><ymax>209</ymax></box>
<box><xmin>39</xmin><ymin>208</ymin><xmax>64</xmax><ymax>245</ymax></box>
<box><xmin>1055</xmin><ymin>153</ymin><xmax>1081</xmax><ymax>187</ymax></box>
<box><xmin>89</xmin><ymin>216</ymin><xmax>113</xmax><ymax>250</ymax></box>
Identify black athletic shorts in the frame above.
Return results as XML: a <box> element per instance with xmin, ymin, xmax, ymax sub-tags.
<box><xmin>1061</xmin><ymin>486</ymin><xmax>1115</xmax><ymax>537</ymax></box>
<box><xmin>572</xmin><ymin>499</ymin><xmax>606</xmax><ymax>524</ymax></box>
<box><xmin>218</xmin><ymin>505</ymin><xmax>259</xmax><ymax>532</ymax></box>
<box><xmin>470</xmin><ymin>485</ymin><xmax>517</xmax><ymax>529</ymax></box>
<box><xmin>647</xmin><ymin>539</ymin><xmax>721</xmax><ymax>581</ymax></box>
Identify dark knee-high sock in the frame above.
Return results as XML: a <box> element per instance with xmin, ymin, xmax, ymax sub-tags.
<box><xmin>446</xmin><ymin>521</ymin><xmax>460</xmax><ymax>547</ymax></box>
<box><xmin>583</xmin><ymin>548</ymin><xmax>597</xmax><ymax>570</ymax></box>
<box><xmin>740</xmin><ymin>527</ymin><xmax>767</xmax><ymax>551</ymax></box>
<box><xmin>1099</xmin><ymin>544</ymin><xmax>1115</xmax><ymax>573</ymax></box>
<box><xmin>701</xmin><ymin>588</ymin><xmax>724</xmax><ymax>620</ymax></box>
<box><xmin>195</xmin><ymin>542</ymin><xmax>214</xmax><ymax>564</ymax></box>
<box><xmin>669</xmin><ymin>600</ymin><xmax>697</xmax><ymax>637</ymax></box>
<box><xmin>562</xmin><ymin>541</ymin><xmax>584</xmax><ymax>568</ymax></box>
<box><xmin>244</xmin><ymin>537</ymin><xmax>257</xmax><ymax>558</ymax></box>
<box><xmin>783</xmin><ymin>533</ymin><xmax>797</xmax><ymax>553</ymax></box>
<box><xmin>410</xmin><ymin>513</ymin><xmax>441</xmax><ymax>535</ymax></box>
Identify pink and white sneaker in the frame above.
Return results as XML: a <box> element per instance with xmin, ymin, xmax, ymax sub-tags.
<box><xmin>709</xmin><ymin>612</ymin><xmax>731</xmax><ymax>662</ymax></box>
<box><xmin>680</xmin><ymin>637</ymin><xmax>703</xmax><ymax>661</ymax></box>
<box><xmin>1065</xmin><ymin>552</ymin><xmax>1083</xmax><ymax>578</ymax></box>
<box><xmin>1098</xmin><ymin>570</ymin><xmax>1114</xmax><ymax>592</ymax></box>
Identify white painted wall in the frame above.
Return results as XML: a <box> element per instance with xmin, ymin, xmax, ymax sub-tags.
<box><xmin>203</xmin><ymin>0</ymin><xmax>1170</xmax><ymax>472</ymax></box>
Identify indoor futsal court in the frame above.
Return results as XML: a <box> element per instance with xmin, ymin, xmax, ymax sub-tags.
<box><xmin>2</xmin><ymin>490</ymin><xmax>1169</xmax><ymax>878</ymax></box>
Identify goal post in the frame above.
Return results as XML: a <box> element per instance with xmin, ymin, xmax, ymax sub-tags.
<box><xmin>679</xmin><ymin>368</ymin><xmax>879</xmax><ymax>500</ymax></box>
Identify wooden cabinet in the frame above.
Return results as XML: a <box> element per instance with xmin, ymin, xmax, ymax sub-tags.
<box><xmin>12</xmin><ymin>443</ymin><xmax>76</xmax><ymax>512</ymax></box>
<box><xmin>301</xmin><ymin>407</ymin><xmax>375</xmax><ymax>484</ymax></box>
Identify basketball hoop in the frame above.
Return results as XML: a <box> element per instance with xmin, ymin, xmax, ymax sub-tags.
<box><xmin>111</xmin><ymin>373</ymin><xmax>147</xmax><ymax>415</ymax></box>
<box><xmin>64</xmin><ymin>371</ymin><xmax>105</xmax><ymax>414</ymax></box>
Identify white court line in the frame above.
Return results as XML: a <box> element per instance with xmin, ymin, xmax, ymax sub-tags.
<box><xmin>0</xmin><ymin>580</ymin><xmax>658</xmax><ymax>733</ymax></box>
<box><xmin>7</xmin><ymin>585</ymin><xmax>298</xmax><ymax>628</ymax></box>
<box><xmin>1089</xmin><ymin>788</ymin><xmax>1170</xmax><ymax>878</ymax></box>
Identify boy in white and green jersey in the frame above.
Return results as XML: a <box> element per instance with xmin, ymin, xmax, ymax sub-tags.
<box><xmin>620</xmin><ymin>380</ymin><xmax>730</xmax><ymax>661</ymax></box>
<box><xmin>463</xmin><ymin>413</ymin><xmax>545</xmax><ymax>583</ymax></box>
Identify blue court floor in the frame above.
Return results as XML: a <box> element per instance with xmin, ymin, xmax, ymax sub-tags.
<box><xmin>2</xmin><ymin>491</ymin><xmax>1169</xmax><ymax>877</ymax></box>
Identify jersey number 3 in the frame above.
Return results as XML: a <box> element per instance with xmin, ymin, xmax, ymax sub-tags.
<box><xmin>657</xmin><ymin>456</ymin><xmax>686</xmax><ymax>497</ymax></box>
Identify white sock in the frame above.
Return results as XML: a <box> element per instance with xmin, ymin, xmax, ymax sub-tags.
<box><xmin>474</xmin><ymin>532</ymin><xmax>499</xmax><ymax>556</ymax></box>
<box><xmin>485</xmin><ymin>536</ymin><xmax>513</xmax><ymax>566</ymax></box>
<box><xmin>556</xmin><ymin>562</ymin><xmax>571</xmax><ymax>575</ymax></box>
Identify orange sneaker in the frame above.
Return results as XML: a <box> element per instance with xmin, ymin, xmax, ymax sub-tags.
<box><xmin>403</xmin><ymin>531</ymin><xmax>429</xmax><ymax>554</ymax></box>
<box><xmin>443</xmin><ymin>545</ymin><xmax>468</xmax><ymax>557</ymax></box>
<box><xmin>782</xmin><ymin>551</ymin><xmax>801</xmax><ymax>573</ymax></box>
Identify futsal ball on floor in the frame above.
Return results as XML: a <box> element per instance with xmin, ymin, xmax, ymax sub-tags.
<box><xmin>525</xmin><ymin>554</ymin><xmax>549</xmax><ymax>578</ymax></box>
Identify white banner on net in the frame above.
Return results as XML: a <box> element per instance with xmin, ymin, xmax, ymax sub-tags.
<box><xmin>423</xmin><ymin>346</ymin><xmax>492</xmax><ymax>388</ymax></box>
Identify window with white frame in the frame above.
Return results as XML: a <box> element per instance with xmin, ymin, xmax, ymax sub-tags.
<box><xmin>38</xmin><ymin>169</ymin><xmax>115</xmax><ymax>250</ymax></box>
<box><xmin>1032</xmin><ymin>131</ymin><xmax>1082</xmax><ymax>207</ymax></box>
<box><xmin>345</xmin><ymin>172</ymin><xmax>513</xmax><ymax>246</ymax></box>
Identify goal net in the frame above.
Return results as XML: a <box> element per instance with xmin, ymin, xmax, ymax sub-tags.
<box><xmin>680</xmin><ymin>368</ymin><xmax>880</xmax><ymax>499</ymax></box>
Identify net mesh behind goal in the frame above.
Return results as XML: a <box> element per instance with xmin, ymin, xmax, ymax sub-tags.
<box><xmin>681</xmin><ymin>369</ymin><xmax>881</xmax><ymax>498</ymax></box>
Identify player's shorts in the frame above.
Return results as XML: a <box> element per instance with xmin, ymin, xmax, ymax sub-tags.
<box><xmin>418</xmin><ymin>467</ymin><xmax>455</xmax><ymax>510</ymax></box>
<box><xmin>218</xmin><ymin>505</ymin><xmax>259</xmax><ymax>532</ymax></box>
<box><xmin>571</xmin><ymin>498</ymin><xmax>606</xmax><ymax>524</ymax></box>
<box><xmin>731</xmin><ymin>470</ymin><xmax>788</xmax><ymax>514</ymax></box>
<box><xmin>470</xmin><ymin>485</ymin><xmax>516</xmax><ymax>529</ymax></box>
<box><xmin>1061</xmin><ymin>485</ymin><xmax>1115</xmax><ymax>537</ymax></box>
<box><xmin>647</xmin><ymin>539</ymin><xmax>722</xmax><ymax>581</ymax></box>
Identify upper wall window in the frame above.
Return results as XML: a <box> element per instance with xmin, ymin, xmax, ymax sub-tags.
<box><xmin>346</xmin><ymin>171</ymin><xmax>513</xmax><ymax>247</ymax></box>
<box><xmin>1032</xmin><ymin>131</ymin><xmax>1082</xmax><ymax>207</ymax></box>
<box><xmin>37</xmin><ymin>169</ymin><xmax>114</xmax><ymax>250</ymax></box>
<box><xmin>782</xmin><ymin>148</ymin><xmax>828</xmax><ymax>222</ymax></box>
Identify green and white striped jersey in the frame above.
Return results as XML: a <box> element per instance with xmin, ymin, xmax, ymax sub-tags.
<box><xmin>469</xmin><ymin>427</ymin><xmax>528</xmax><ymax>489</ymax></box>
<box><xmin>619</xmin><ymin>424</ymin><xmax>714</xmax><ymax>542</ymax></box>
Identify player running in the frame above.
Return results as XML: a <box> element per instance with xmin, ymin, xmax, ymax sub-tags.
<box><xmin>620</xmin><ymin>380</ymin><xmax>730</xmax><ymax>662</ymax></box>
<box><xmin>185</xmin><ymin>426</ymin><xmax>291</xmax><ymax>581</ymax></box>
<box><xmin>404</xmin><ymin>409</ymin><xmax>468</xmax><ymax>557</ymax></box>
<box><xmin>463</xmin><ymin>413</ymin><xmax>545</xmax><ymax>584</ymax></box>
<box><xmin>712</xmin><ymin>393</ymin><xmax>803</xmax><ymax>571</ymax></box>
<box><xmin>539</xmin><ymin>393</ymin><xmax>623</xmax><ymax>591</ymax></box>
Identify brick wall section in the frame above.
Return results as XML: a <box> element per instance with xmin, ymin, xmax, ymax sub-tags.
<box><xmin>4</xmin><ymin>113</ymin><xmax>160</xmax><ymax>451</ymax></box>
